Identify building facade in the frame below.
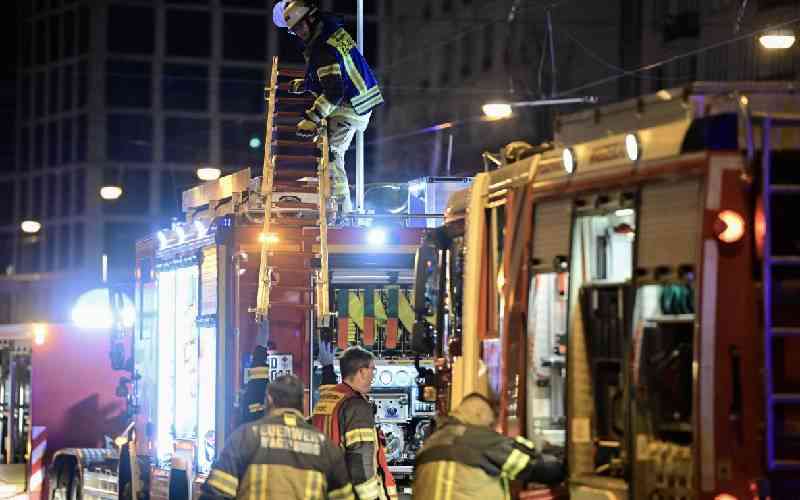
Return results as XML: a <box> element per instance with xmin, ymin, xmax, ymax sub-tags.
<box><xmin>3</xmin><ymin>0</ymin><xmax>382</xmax><ymax>323</ymax></box>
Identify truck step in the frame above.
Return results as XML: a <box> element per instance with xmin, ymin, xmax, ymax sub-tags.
<box><xmin>279</xmin><ymin>67</ymin><xmax>306</xmax><ymax>78</ymax></box>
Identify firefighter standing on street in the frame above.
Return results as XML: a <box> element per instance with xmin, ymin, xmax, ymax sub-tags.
<box><xmin>273</xmin><ymin>0</ymin><xmax>383</xmax><ymax>216</ymax></box>
<box><xmin>200</xmin><ymin>375</ymin><xmax>355</xmax><ymax>500</ymax></box>
<box><xmin>413</xmin><ymin>393</ymin><xmax>565</xmax><ymax>500</ymax></box>
<box><xmin>313</xmin><ymin>344</ymin><xmax>398</xmax><ymax>500</ymax></box>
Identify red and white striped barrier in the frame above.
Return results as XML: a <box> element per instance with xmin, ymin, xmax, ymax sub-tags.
<box><xmin>29</xmin><ymin>426</ymin><xmax>47</xmax><ymax>500</ymax></box>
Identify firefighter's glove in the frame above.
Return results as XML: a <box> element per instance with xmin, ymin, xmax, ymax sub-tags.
<box><xmin>288</xmin><ymin>78</ymin><xmax>306</xmax><ymax>94</ymax></box>
<box><xmin>318</xmin><ymin>340</ymin><xmax>336</xmax><ymax>367</ymax></box>
<box><xmin>296</xmin><ymin>119</ymin><xmax>319</xmax><ymax>139</ymax></box>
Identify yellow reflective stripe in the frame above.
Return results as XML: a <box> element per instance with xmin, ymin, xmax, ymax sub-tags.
<box><xmin>312</xmin><ymin>95</ymin><xmax>335</xmax><ymax>118</ymax></box>
<box><xmin>433</xmin><ymin>461</ymin><xmax>455</xmax><ymax>500</ymax></box>
<box><xmin>353</xmin><ymin>477</ymin><xmax>380</xmax><ymax>500</ymax></box>
<box><xmin>514</xmin><ymin>436</ymin><xmax>535</xmax><ymax>449</ymax></box>
<box><xmin>304</xmin><ymin>470</ymin><xmax>324</xmax><ymax>500</ymax></box>
<box><xmin>245</xmin><ymin>367</ymin><xmax>268</xmax><ymax>382</ymax></box>
<box><xmin>350</xmin><ymin>85</ymin><xmax>381</xmax><ymax>105</ymax></box>
<box><xmin>353</xmin><ymin>93</ymin><xmax>383</xmax><ymax>114</ymax></box>
<box><xmin>328</xmin><ymin>483</ymin><xmax>354</xmax><ymax>500</ymax></box>
<box><xmin>317</xmin><ymin>63</ymin><xmax>343</xmax><ymax>79</ymax></box>
<box><xmin>283</xmin><ymin>413</ymin><xmax>298</xmax><ymax>426</ymax></box>
<box><xmin>338</xmin><ymin>52</ymin><xmax>367</xmax><ymax>93</ymax></box>
<box><xmin>248</xmin><ymin>403</ymin><xmax>264</xmax><ymax>413</ymax></box>
<box><xmin>344</xmin><ymin>428</ymin><xmax>375</xmax><ymax>446</ymax></box>
<box><xmin>501</xmin><ymin>449</ymin><xmax>530</xmax><ymax>479</ymax></box>
<box><xmin>207</xmin><ymin>469</ymin><xmax>238</xmax><ymax>497</ymax></box>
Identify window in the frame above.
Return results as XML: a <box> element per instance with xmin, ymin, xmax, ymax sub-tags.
<box><xmin>103</xmin><ymin>168</ymin><xmax>151</xmax><ymax>215</ymax></box>
<box><xmin>0</xmin><ymin>235</ymin><xmax>13</xmax><ymax>276</ymax></box>
<box><xmin>167</xmin><ymin>10</ymin><xmax>211</xmax><ymax>57</ymax></box>
<box><xmin>77</xmin><ymin>115</ymin><xmax>88</xmax><ymax>162</ymax></box>
<box><xmin>79</xmin><ymin>6</ymin><xmax>90</xmax><ymax>54</ymax></box>
<box><xmin>32</xmin><ymin>178</ymin><xmax>43</xmax><ymax>219</ymax></box>
<box><xmin>164</xmin><ymin>118</ymin><xmax>210</xmax><ymax>163</ymax></box>
<box><xmin>163</xmin><ymin>64</ymin><xmax>208</xmax><ymax>110</ymax></box>
<box><xmin>75</xmin><ymin>169</ymin><xmax>85</xmax><ymax>215</ymax></box>
<box><xmin>78</xmin><ymin>60</ymin><xmax>88</xmax><ymax>108</ymax></box>
<box><xmin>364</xmin><ymin>22</ymin><xmax>378</xmax><ymax>67</ymax></box>
<box><xmin>50</xmin><ymin>15</ymin><xmax>61</xmax><ymax>62</ymax></box>
<box><xmin>47</xmin><ymin>175</ymin><xmax>57</xmax><ymax>218</ymax></box>
<box><xmin>35</xmin><ymin>73</ymin><xmax>45</xmax><ymax>117</ymax></box>
<box><xmin>104</xmin><ymin>223</ymin><xmax>151</xmax><ymax>277</ymax></box>
<box><xmin>34</xmin><ymin>125</ymin><xmax>45</xmax><ymax>169</ymax></box>
<box><xmin>423</xmin><ymin>2</ymin><xmax>432</xmax><ymax>19</ymax></box>
<box><xmin>483</xmin><ymin>23</ymin><xmax>494</xmax><ymax>71</ymax></box>
<box><xmin>46</xmin><ymin>232</ymin><xmax>56</xmax><ymax>272</ymax></box>
<box><xmin>64</xmin><ymin>10</ymin><xmax>75</xmax><ymax>58</ymax></box>
<box><xmin>19</xmin><ymin>128</ymin><xmax>30</xmax><ymax>171</ymax></box>
<box><xmin>20</xmin><ymin>74</ymin><xmax>31</xmax><ymax>121</ymax></box>
<box><xmin>20</xmin><ymin>238</ymin><xmax>42</xmax><ymax>274</ymax></box>
<box><xmin>61</xmin><ymin>119</ymin><xmax>73</xmax><ymax>164</ymax></box>
<box><xmin>36</xmin><ymin>19</ymin><xmax>47</xmax><ymax>65</ymax></box>
<box><xmin>219</xmin><ymin>66</ymin><xmax>264</xmax><ymax>113</ymax></box>
<box><xmin>440</xmin><ymin>43</ymin><xmax>454</xmax><ymax>85</ymax></box>
<box><xmin>108</xmin><ymin>6</ymin><xmax>155</xmax><ymax>54</ymax></box>
<box><xmin>223</xmin><ymin>13</ymin><xmax>268</xmax><ymax>61</ymax></box>
<box><xmin>221</xmin><ymin>120</ymin><xmax>263</xmax><ymax>167</ymax></box>
<box><xmin>73</xmin><ymin>222</ymin><xmax>84</xmax><ymax>267</ymax></box>
<box><xmin>62</xmin><ymin>65</ymin><xmax>73</xmax><ymax>111</ymax></box>
<box><xmin>48</xmin><ymin>122</ymin><xmax>58</xmax><ymax>167</ymax></box>
<box><xmin>0</xmin><ymin>183</ymin><xmax>13</xmax><ymax>226</ymax></box>
<box><xmin>161</xmin><ymin>170</ymin><xmax>198</xmax><ymax>215</ymax></box>
<box><xmin>443</xmin><ymin>0</ymin><xmax>452</xmax><ymax>12</ymax></box>
<box><xmin>107</xmin><ymin>60</ymin><xmax>152</xmax><ymax>108</ymax></box>
<box><xmin>60</xmin><ymin>172</ymin><xmax>72</xmax><ymax>216</ymax></box>
<box><xmin>58</xmin><ymin>225</ymin><xmax>70</xmax><ymax>269</ymax></box>
<box><xmin>19</xmin><ymin>180</ymin><xmax>29</xmax><ymax>218</ymax></box>
<box><xmin>107</xmin><ymin>114</ymin><xmax>153</xmax><ymax>162</ymax></box>
<box><xmin>461</xmin><ymin>36</ymin><xmax>472</xmax><ymax>78</ymax></box>
<box><xmin>49</xmin><ymin>69</ymin><xmax>59</xmax><ymax>114</ymax></box>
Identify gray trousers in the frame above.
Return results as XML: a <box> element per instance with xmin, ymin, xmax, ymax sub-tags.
<box><xmin>327</xmin><ymin>106</ymin><xmax>371</xmax><ymax>213</ymax></box>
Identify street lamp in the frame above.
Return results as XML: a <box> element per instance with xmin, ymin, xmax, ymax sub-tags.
<box><xmin>100</xmin><ymin>185</ymin><xmax>123</xmax><ymax>200</ymax></box>
<box><xmin>483</xmin><ymin>97</ymin><xmax>598</xmax><ymax>120</ymax></box>
<box><xmin>759</xmin><ymin>29</ymin><xmax>796</xmax><ymax>49</ymax></box>
<box><xmin>197</xmin><ymin>167</ymin><xmax>222</xmax><ymax>181</ymax></box>
<box><xmin>21</xmin><ymin>220</ymin><xmax>41</xmax><ymax>234</ymax></box>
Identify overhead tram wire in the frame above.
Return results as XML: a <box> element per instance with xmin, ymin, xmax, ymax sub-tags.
<box><xmin>558</xmin><ymin>14</ymin><xmax>800</xmax><ymax>97</ymax></box>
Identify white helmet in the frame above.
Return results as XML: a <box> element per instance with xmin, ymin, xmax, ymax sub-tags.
<box><xmin>273</xmin><ymin>0</ymin><xmax>288</xmax><ymax>28</ymax></box>
<box><xmin>283</xmin><ymin>0</ymin><xmax>317</xmax><ymax>30</ymax></box>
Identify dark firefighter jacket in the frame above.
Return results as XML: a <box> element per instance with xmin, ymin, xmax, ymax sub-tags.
<box><xmin>301</xmin><ymin>14</ymin><xmax>383</xmax><ymax>122</ymax></box>
<box><xmin>312</xmin><ymin>366</ymin><xmax>397</xmax><ymax>500</ymax></box>
<box><xmin>200</xmin><ymin>408</ymin><xmax>355</xmax><ymax>500</ymax></box>
<box><xmin>412</xmin><ymin>417</ymin><xmax>565</xmax><ymax>500</ymax></box>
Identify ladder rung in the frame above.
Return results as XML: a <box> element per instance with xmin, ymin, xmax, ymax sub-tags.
<box><xmin>270</xmin><ymin>302</ymin><xmax>313</xmax><ymax>311</ymax></box>
<box><xmin>275</xmin><ymin>201</ymin><xmax>318</xmax><ymax>210</ymax></box>
<box><xmin>275</xmin><ymin>169</ymin><xmax>318</xmax><ymax>180</ymax></box>
<box><xmin>772</xmin><ymin>327</ymin><xmax>800</xmax><ymax>337</ymax></box>
<box><xmin>273</xmin><ymin>139</ymin><xmax>317</xmax><ymax>149</ymax></box>
<box><xmin>273</xmin><ymin>184</ymin><xmax>319</xmax><ymax>193</ymax></box>
<box><xmin>275</xmin><ymin>111</ymin><xmax>304</xmax><ymax>119</ymax></box>
<box><xmin>771</xmin><ymin>393</ymin><xmax>800</xmax><ymax>404</ymax></box>
<box><xmin>771</xmin><ymin>459</ymin><xmax>800</xmax><ymax>471</ymax></box>
<box><xmin>274</xmin><ymin>96</ymin><xmax>315</xmax><ymax>106</ymax></box>
<box><xmin>272</xmin><ymin>285</ymin><xmax>313</xmax><ymax>291</ymax></box>
<box><xmin>274</xmin><ymin>154</ymin><xmax>319</xmax><ymax>164</ymax></box>
<box><xmin>271</xmin><ymin>218</ymin><xmax>319</xmax><ymax>227</ymax></box>
<box><xmin>278</xmin><ymin>68</ymin><xmax>306</xmax><ymax>78</ymax></box>
<box><xmin>770</xmin><ymin>256</ymin><xmax>800</xmax><ymax>266</ymax></box>
<box><xmin>770</xmin><ymin>184</ymin><xmax>800</xmax><ymax>194</ymax></box>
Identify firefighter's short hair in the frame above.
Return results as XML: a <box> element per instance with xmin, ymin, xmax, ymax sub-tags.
<box><xmin>340</xmin><ymin>346</ymin><xmax>375</xmax><ymax>380</ymax></box>
<box><xmin>268</xmin><ymin>374</ymin><xmax>305</xmax><ymax>411</ymax></box>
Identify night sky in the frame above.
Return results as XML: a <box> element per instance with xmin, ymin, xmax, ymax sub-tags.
<box><xmin>0</xmin><ymin>2</ymin><xmax>18</xmax><ymax>166</ymax></box>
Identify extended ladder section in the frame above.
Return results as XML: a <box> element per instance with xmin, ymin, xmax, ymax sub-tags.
<box><xmin>254</xmin><ymin>56</ymin><xmax>331</xmax><ymax>326</ymax></box>
<box><xmin>760</xmin><ymin>113</ymin><xmax>800</xmax><ymax>472</ymax></box>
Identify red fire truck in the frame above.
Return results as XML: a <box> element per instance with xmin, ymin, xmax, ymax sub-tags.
<box><xmin>413</xmin><ymin>82</ymin><xmax>800</xmax><ymax>499</ymax></box>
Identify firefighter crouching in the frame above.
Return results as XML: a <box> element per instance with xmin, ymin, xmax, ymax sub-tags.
<box><xmin>313</xmin><ymin>345</ymin><xmax>398</xmax><ymax>500</ymax></box>
<box><xmin>200</xmin><ymin>375</ymin><xmax>355</xmax><ymax>500</ymax></box>
<box><xmin>413</xmin><ymin>393</ymin><xmax>565</xmax><ymax>500</ymax></box>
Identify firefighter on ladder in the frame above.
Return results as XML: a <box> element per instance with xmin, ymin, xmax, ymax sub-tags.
<box><xmin>413</xmin><ymin>394</ymin><xmax>565</xmax><ymax>500</ymax></box>
<box><xmin>312</xmin><ymin>344</ymin><xmax>398</xmax><ymax>500</ymax></box>
<box><xmin>200</xmin><ymin>375</ymin><xmax>355</xmax><ymax>500</ymax></box>
<box><xmin>273</xmin><ymin>0</ymin><xmax>384</xmax><ymax>218</ymax></box>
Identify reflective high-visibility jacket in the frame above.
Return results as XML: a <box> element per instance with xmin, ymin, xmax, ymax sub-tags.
<box><xmin>302</xmin><ymin>14</ymin><xmax>383</xmax><ymax>118</ymax></box>
<box><xmin>200</xmin><ymin>408</ymin><xmax>355</xmax><ymax>500</ymax></box>
<box><xmin>412</xmin><ymin>417</ymin><xmax>564</xmax><ymax>500</ymax></box>
<box><xmin>312</xmin><ymin>370</ymin><xmax>397</xmax><ymax>500</ymax></box>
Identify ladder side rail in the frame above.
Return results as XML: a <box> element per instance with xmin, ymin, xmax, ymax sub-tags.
<box><xmin>316</xmin><ymin>121</ymin><xmax>331</xmax><ymax>321</ymax></box>
<box><xmin>761</xmin><ymin>116</ymin><xmax>776</xmax><ymax>470</ymax></box>
<box><xmin>255</xmin><ymin>56</ymin><xmax>281</xmax><ymax>322</ymax></box>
